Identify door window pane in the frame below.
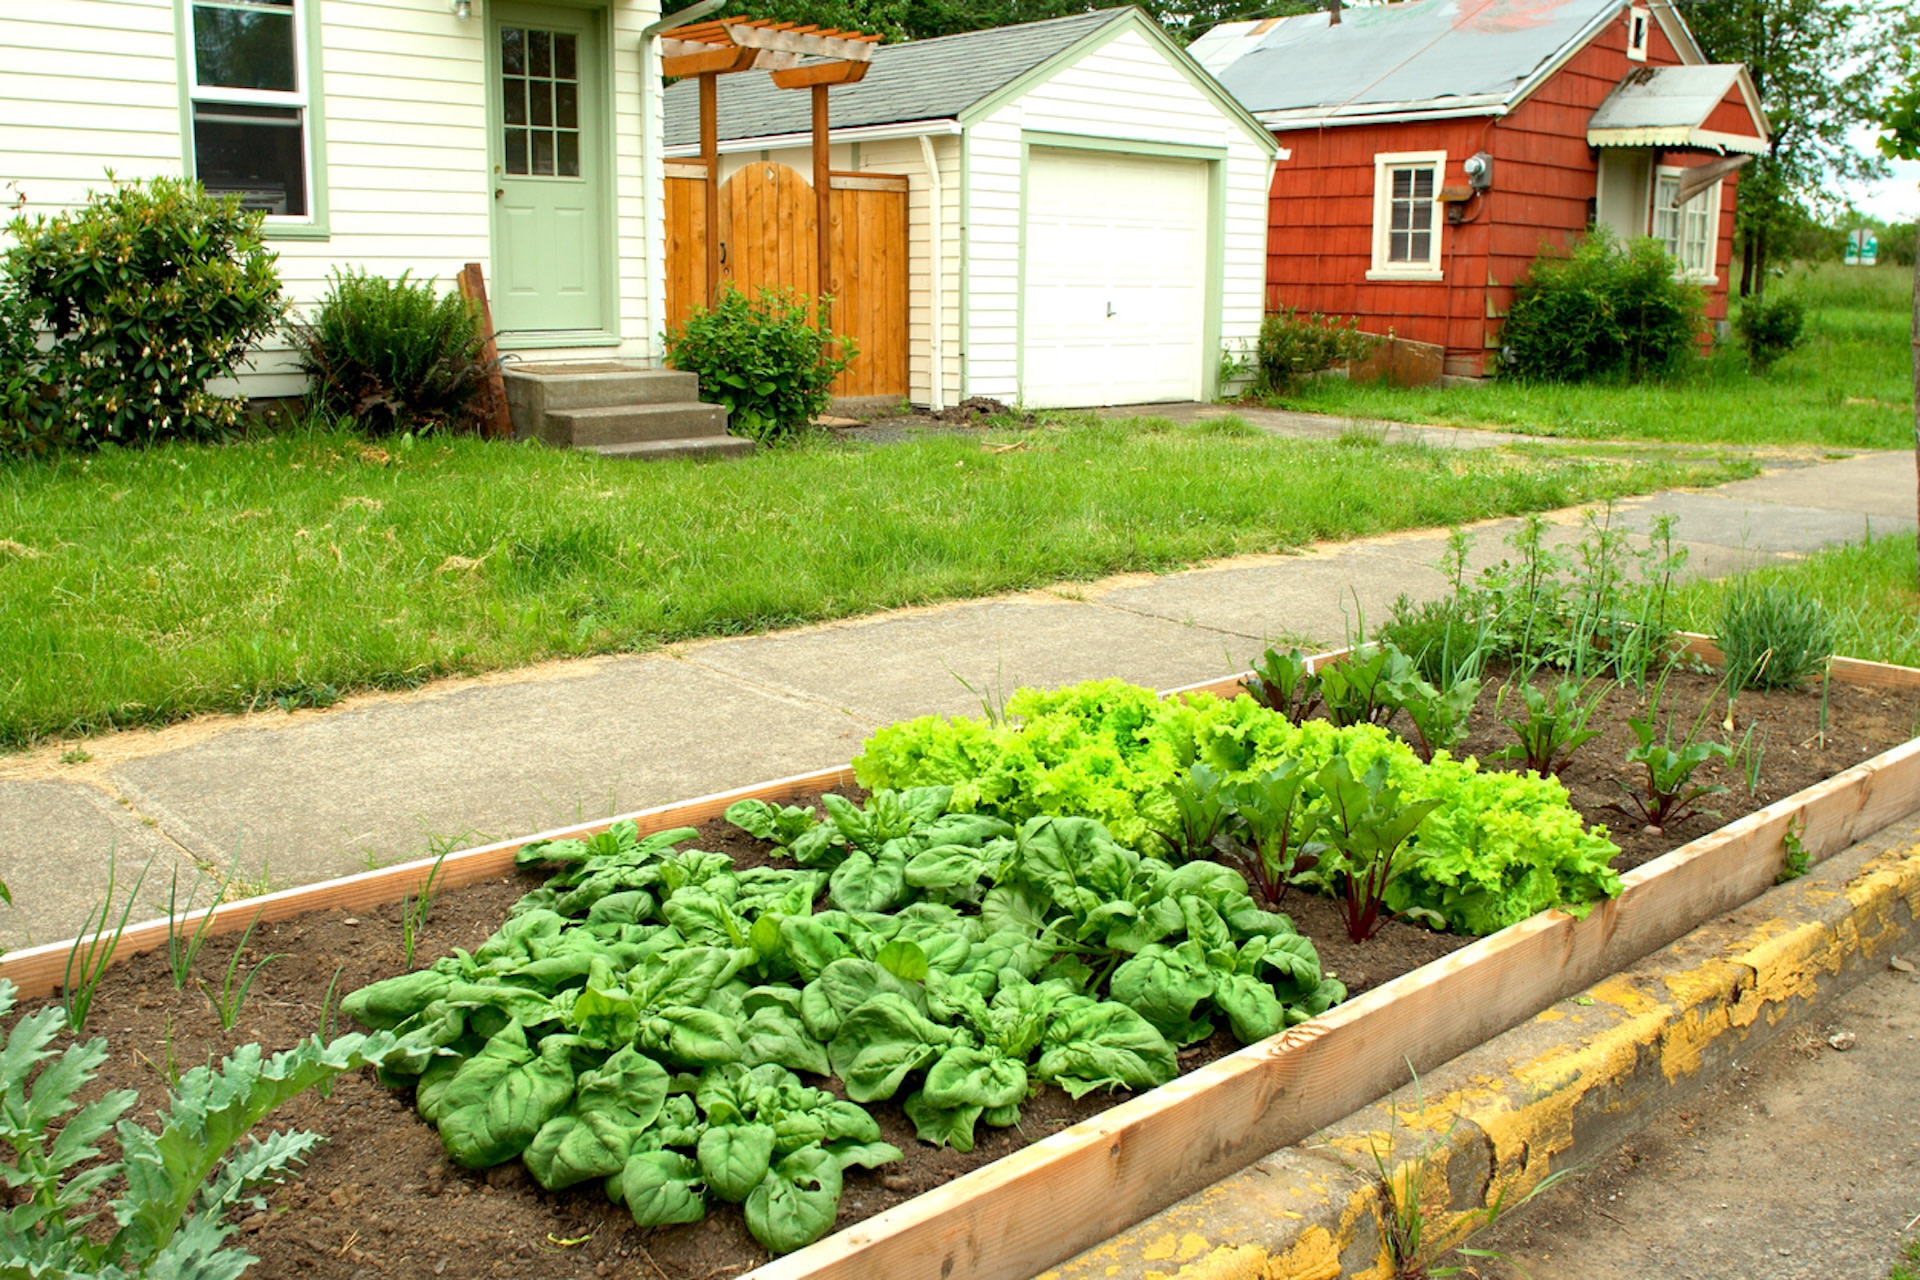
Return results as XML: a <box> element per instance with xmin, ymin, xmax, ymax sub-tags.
<box><xmin>193</xmin><ymin>102</ymin><xmax>307</xmax><ymax>215</ymax></box>
<box><xmin>501</xmin><ymin>24</ymin><xmax>583</xmax><ymax>181</ymax></box>
<box><xmin>193</xmin><ymin>2</ymin><xmax>297</xmax><ymax>91</ymax></box>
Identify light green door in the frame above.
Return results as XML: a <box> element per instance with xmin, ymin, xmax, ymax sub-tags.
<box><xmin>489</xmin><ymin>3</ymin><xmax>606</xmax><ymax>335</ymax></box>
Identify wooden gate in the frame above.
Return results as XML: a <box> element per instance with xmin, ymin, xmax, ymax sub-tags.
<box><xmin>666</xmin><ymin>160</ymin><xmax>907</xmax><ymax>398</ymax></box>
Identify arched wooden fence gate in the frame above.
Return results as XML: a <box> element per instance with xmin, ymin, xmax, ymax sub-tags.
<box><xmin>665</xmin><ymin>159</ymin><xmax>908</xmax><ymax>399</ymax></box>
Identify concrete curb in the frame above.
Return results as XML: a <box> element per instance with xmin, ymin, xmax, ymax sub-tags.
<box><xmin>1041</xmin><ymin>832</ymin><xmax>1920</xmax><ymax>1280</ymax></box>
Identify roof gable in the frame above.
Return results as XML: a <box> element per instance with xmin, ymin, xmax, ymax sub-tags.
<box><xmin>1587</xmin><ymin>63</ymin><xmax>1769</xmax><ymax>151</ymax></box>
<box><xmin>1198</xmin><ymin>0</ymin><xmax>1637</xmax><ymax>123</ymax></box>
<box><xmin>663</xmin><ymin>9</ymin><xmax>1125</xmax><ymax>147</ymax></box>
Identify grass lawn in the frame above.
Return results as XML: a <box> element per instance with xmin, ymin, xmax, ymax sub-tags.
<box><xmin>0</xmin><ymin>415</ymin><xmax>1750</xmax><ymax>749</ymax></box>
<box><xmin>1665</xmin><ymin>532</ymin><xmax>1920</xmax><ymax>668</ymax></box>
<box><xmin>1266</xmin><ymin>261</ymin><xmax>1914</xmax><ymax>449</ymax></box>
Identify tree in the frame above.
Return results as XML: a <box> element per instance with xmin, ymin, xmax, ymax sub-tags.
<box><xmin>1681</xmin><ymin>0</ymin><xmax>1891</xmax><ymax>295</ymax></box>
<box><xmin>1870</xmin><ymin>44</ymin><xmax>1920</xmax><ymax>587</ymax></box>
<box><xmin>707</xmin><ymin>0</ymin><xmax>1320</xmax><ymax>45</ymax></box>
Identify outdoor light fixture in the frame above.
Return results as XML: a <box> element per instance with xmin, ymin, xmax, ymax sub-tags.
<box><xmin>451</xmin><ymin>0</ymin><xmax>472</xmax><ymax>20</ymax></box>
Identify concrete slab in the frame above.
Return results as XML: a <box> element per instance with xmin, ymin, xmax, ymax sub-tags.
<box><xmin>0</xmin><ymin>780</ymin><xmax>185</xmax><ymax>951</ymax></box>
<box><xmin>1611</xmin><ymin>489</ymin><xmax>1901</xmax><ymax>555</ymax></box>
<box><xmin>1104</xmin><ymin>401</ymin><xmax>1525</xmax><ymax>451</ymax></box>
<box><xmin>105</xmin><ymin>657</ymin><xmax>865</xmax><ymax>888</ymax></box>
<box><xmin>678</xmin><ymin>595</ymin><xmax>1251</xmax><ymax>724</ymax></box>
<box><xmin>1708</xmin><ymin>449</ymin><xmax>1917</xmax><ymax>522</ymax></box>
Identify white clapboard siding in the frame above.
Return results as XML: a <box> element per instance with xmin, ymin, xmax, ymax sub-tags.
<box><xmin>2</xmin><ymin>0</ymin><xmax>665</xmax><ymax>399</ymax></box>
<box><xmin>963</xmin><ymin>25</ymin><xmax>1271</xmax><ymax>406</ymax></box>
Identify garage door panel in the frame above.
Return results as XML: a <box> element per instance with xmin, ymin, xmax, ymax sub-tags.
<box><xmin>1022</xmin><ymin>148</ymin><xmax>1208</xmax><ymax>409</ymax></box>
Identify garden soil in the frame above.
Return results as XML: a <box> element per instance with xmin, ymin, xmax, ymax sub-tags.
<box><xmin>26</xmin><ymin>670</ymin><xmax>1919</xmax><ymax>1280</ymax></box>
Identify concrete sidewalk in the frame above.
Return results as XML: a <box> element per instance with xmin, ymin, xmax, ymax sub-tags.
<box><xmin>2</xmin><ymin>434</ymin><xmax>1913</xmax><ymax>951</ymax></box>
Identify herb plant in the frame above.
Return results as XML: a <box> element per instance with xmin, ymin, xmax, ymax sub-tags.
<box><xmin>1221</xmin><ymin>760</ymin><xmax>1318</xmax><ymax>907</ymax></box>
<box><xmin>1717</xmin><ymin>582</ymin><xmax>1835</xmax><ymax>693</ymax></box>
<box><xmin>1607</xmin><ymin>677</ymin><xmax>1733</xmax><ymax>830</ymax></box>
<box><xmin>0</xmin><ymin>978</ymin><xmax>410</xmax><ymax>1278</ymax></box>
<box><xmin>1491</xmin><ymin>677</ymin><xmax>1608</xmax><ymax>777</ymax></box>
<box><xmin>1304</xmin><ymin>757</ymin><xmax>1443</xmax><ymax>943</ymax></box>
<box><xmin>1243</xmin><ymin>647</ymin><xmax>1322</xmax><ymax>724</ymax></box>
<box><xmin>202</xmin><ymin>908</ymin><xmax>282</xmax><ymax>1032</ymax></box>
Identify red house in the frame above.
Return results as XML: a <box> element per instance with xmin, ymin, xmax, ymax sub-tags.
<box><xmin>1193</xmin><ymin>0</ymin><xmax>1771</xmax><ymax>378</ymax></box>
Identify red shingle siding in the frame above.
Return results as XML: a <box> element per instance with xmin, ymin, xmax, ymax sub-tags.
<box><xmin>1261</xmin><ymin>4</ymin><xmax>1752</xmax><ymax>376</ymax></box>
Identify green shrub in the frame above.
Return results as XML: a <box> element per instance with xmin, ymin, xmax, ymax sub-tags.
<box><xmin>1733</xmin><ymin>289</ymin><xmax>1806</xmax><ymax>373</ymax></box>
<box><xmin>1717</xmin><ymin>581</ymin><xmax>1835</xmax><ymax>692</ymax></box>
<box><xmin>1</xmin><ymin>175</ymin><xmax>284</xmax><ymax>451</ymax></box>
<box><xmin>285</xmin><ymin>268</ymin><xmax>489</xmax><ymax>434</ymax></box>
<box><xmin>1499</xmin><ymin>228</ymin><xmax>1703</xmax><ymax>382</ymax></box>
<box><xmin>663</xmin><ymin>286</ymin><xmax>854</xmax><ymax>446</ymax></box>
<box><xmin>1253</xmin><ymin>307</ymin><xmax>1376</xmax><ymax>394</ymax></box>
<box><xmin>0</xmin><ymin>283</ymin><xmax>52</xmax><ymax>455</ymax></box>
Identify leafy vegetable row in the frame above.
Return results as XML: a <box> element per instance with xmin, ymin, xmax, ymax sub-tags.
<box><xmin>853</xmin><ymin>680</ymin><xmax>1623</xmax><ymax>936</ymax></box>
<box><xmin>345</xmin><ymin>790</ymin><xmax>1342</xmax><ymax>1255</ymax></box>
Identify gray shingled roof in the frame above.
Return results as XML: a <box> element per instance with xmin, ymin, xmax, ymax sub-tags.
<box><xmin>1192</xmin><ymin>0</ymin><xmax>1625</xmax><ymax>120</ymax></box>
<box><xmin>663</xmin><ymin>8</ymin><xmax>1128</xmax><ymax>146</ymax></box>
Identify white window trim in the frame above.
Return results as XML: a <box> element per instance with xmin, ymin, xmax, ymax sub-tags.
<box><xmin>1627</xmin><ymin>6</ymin><xmax>1650</xmax><ymax>61</ymax></box>
<box><xmin>1651</xmin><ymin>165</ymin><xmax>1720</xmax><ymax>285</ymax></box>
<box><xmin>1367</xmin><ymin>150</ymin><xmax>1446</xmax><ymax>282</ymax></box>
<box><xmin>184</xmin><ymin>0</ymin><xmax>318</xmax><ymax>229</ymax></box>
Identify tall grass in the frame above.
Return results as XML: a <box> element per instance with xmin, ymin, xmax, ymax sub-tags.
<box><xmin>0</xmin><ymin>416</ymin><xmax>1748</xmax><ymax>748</ymax></box>
<box><xmin>1665</xmin><ymin>533</ymin><xmax>1920</xmax><ymax>667</ymax></box>
<box><xmin>1272</xmin><ymin>261</ymin><xmax>1913</xmax><ymax>448</ymax></box>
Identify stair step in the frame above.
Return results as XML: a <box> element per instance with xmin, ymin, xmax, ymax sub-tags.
<box><xmin>502</xmin><ymin>364</ymin><xmax>702</xmax><ymax>415</ymax></box>
<box><xmin>587</xmin><ymin>436</ymin><xmax>756</xmax><ymax>463</ymax></box>
<box><xmin>543</xmin><ymin>403</ymin><xmax>729</xmax><ymax>448</ymax></box>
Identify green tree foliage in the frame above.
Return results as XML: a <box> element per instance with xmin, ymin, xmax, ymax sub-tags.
<box><xmin>1681</xmin><ymin>0</ymin><xmax>1894</xmax><ymax>294</ymax></box>
<box><xmin>1869</xmin><ymin>39</ymin><xmax>1920</xmax><ymax>585</ymax></box>
<box><xmin>705</xmin><ymin>0</ymin><xmax>1320</xmax><ymax>45</ymax></box>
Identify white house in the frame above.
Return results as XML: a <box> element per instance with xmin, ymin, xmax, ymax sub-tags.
<box><xmin>662</xmin><ymin>8</ymin><xmax>1280</xmax><ymax>410</ymax></box>
<box><xmin>0</xmin><ymin>0</ymin><xmax>682</xmax><ymax>396</ymax></box>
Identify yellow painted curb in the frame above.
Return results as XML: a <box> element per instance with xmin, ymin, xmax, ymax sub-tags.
<box><xmin>1041</xmin><ymin>840</ymin><xmax>1920</xmax><ymax>1280</ymax></box>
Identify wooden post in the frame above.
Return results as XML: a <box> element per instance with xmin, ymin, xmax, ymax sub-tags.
<box><xmin>457</xmin><ymin>262</ymin><xmax>514</xmax><ymax>439</ymax></box>
<box><xmin>700</xmin><ymin>71</ymin><xmax>720</xmax><ymax>305</ymax></box>
<box><xmin>813</xmin><ymin>82</ymin><xmax>830</xmax><ymax>303</ymax></box>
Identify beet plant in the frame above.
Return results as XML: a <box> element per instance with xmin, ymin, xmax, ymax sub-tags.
<box><xmin>1306</xmin><ymin>756</ymin><xmax>1442</xmax><ymax>943</ymax></box>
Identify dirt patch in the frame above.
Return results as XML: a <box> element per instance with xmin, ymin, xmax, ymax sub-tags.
<box><xmin>18</xmin><ymin>668</ymin><xmax>1919</xmax><ymax>1279</ymax></box>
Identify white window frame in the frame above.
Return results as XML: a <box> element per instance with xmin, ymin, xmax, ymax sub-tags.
<box><xmin>1368</xmin><ymin>150</ymin><xmax>1446</xmax><ymax>282</ymax></box>
<box><xmin>1651</xmin><ymin>166</ymin><xmax>1720</xmax><ymax>283</ymax></box>
<box><xmin>1627</xmin><ymin>6</ymin><xmax>1650</xmax><ymax>61</ymax></box>
<box><xmin>183</xmin><ymin>0</ymin><xmax>319</xmax><ymax>230</ymax></box>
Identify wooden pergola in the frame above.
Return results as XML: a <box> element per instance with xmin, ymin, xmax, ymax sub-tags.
<box><xmin>661</xmin><ymin>18</ymin><xmax>882</xmax><ymax>304</ymax></box>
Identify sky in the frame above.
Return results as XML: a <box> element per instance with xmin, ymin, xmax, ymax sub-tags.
<box><xmin>1831</xmin><ymin>126</ymin><xmax>1920</xmax><ymax>224</ymax></box>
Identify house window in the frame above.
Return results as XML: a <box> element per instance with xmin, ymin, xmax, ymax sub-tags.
<box><xmin>186</xmin><ymin>0</ymin><xmax>315</xmax><ymax>221</ymax></box>
<box><xmin>1369</xmin><ymin>151</ymin><xmax>1445</xmax><ymax>281</ymax></box>
<box><xmin>1652</xmin><ymin>168</ymin><xmax>1718</xmax><ymax>281</ymax></box>
<box><xmin>1627</xmin><ymin>6</ymin><xmax>1650</xmax><ymax>61</ymax></box>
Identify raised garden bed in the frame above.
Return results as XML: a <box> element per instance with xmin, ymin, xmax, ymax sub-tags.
<box><xmin>7</xmin><ymin>636</ymin><xmax>1920</xmax><ymax>1280</ymax></box>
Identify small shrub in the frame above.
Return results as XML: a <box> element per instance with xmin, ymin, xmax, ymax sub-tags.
<box><xmin>1252</xmin><ymin>307</ymin><xmax>1375</xmax><ymax>395</ymax></box>
<box><xmin>663</xmin><ymin>286</ymin><xmax>853</xmax><ymax>446</ymax></box>
<box><xmin>1733</xmin><ymin>290</ymin><xmax>1806</xmax><ymax>373</ymax></box>
<box><xmin>1717</xmin><ymin>581</ymin><xmax>1835</xmax><ymax>692</ymax></box>
<box><xmin>1500</xmin><ymin>228</ymin><xmax>1703</xmax><ymax>382</ymax></box>
<box><xmin>285</xmin><ymin>268</ymin><xmax>490</xmax><ymax>434</ymax></box>
<box><xmin>1</xmin><ymin>175</ymin><xmax>284</xmax><ymax>451</ymax></box>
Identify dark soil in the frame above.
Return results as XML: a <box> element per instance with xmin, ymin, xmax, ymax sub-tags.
<box><xmin>23</xmin><ymin>668</ymin><xmax>1918</xmax><ymax>1280</ymax></box>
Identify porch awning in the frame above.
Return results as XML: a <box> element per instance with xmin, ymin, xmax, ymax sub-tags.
<box><xmin>1587</xmin><ymin>64</ymin><xmax>1768</xmax><ymax>155</ymax></box>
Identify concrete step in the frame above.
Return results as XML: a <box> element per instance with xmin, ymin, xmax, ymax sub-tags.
<box><xmin>587</xmin><ymin>436</ymin><xmax>755</xmax><ymax>463</ymax></box>
<box><xmin>502</xmin><ymin>362</ymin><xmax>702</xmax><ymax>427</ymax></box>
<box><xmin>543</xmin><ymin>403</ymin><xmax>730</xmax><ymax>448</ymax></box>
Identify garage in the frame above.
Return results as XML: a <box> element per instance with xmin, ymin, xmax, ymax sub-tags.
<box><xmin>1022</xmin><ymin>147</ymin><xmax>1211</xmax><ymax>407</ymax></box>
<box><xmin>664</xmin><ymin>8</ymin><xmax>1277</xmax><ymax>409</ymax></box>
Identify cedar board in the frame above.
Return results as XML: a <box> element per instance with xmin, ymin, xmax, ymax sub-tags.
<box><xmin>7</xmin><ymin>646</ymin><xmax>1917</xmax><ymax>1280</ymax></box>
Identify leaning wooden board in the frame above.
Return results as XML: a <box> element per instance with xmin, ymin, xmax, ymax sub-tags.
<box><xmin>6</xmin><ymin>642</ymin><xmax>1917</xmax><ymax>1280</ymax></box>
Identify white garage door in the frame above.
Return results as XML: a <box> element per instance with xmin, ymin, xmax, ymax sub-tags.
<box><xmin>1021</xmin><ymin>147</ymin><xmax>1209</xmax><ymax>408</ymax></box>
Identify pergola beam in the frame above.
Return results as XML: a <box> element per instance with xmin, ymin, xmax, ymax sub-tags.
<box><xmin>769</xmin><ymin>59</ymin><xmax>871</xmax><ymax>89</ymax></box>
